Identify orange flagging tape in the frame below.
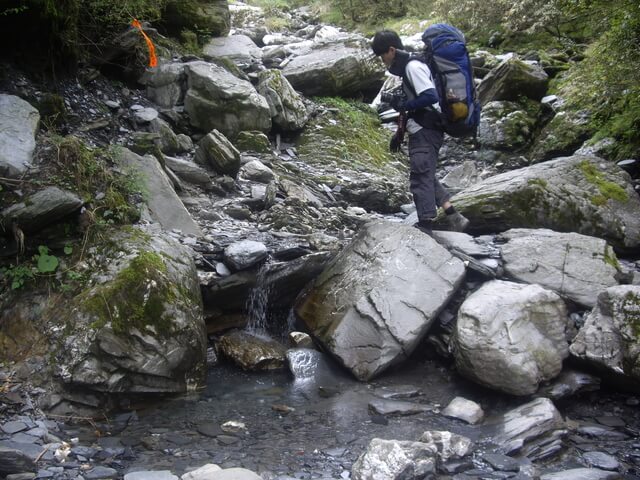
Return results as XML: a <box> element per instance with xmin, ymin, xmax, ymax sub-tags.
<box><xmin>132</xmin><ymin>18</ymin><xmax>157</xmax><ymax>68</ymax></box>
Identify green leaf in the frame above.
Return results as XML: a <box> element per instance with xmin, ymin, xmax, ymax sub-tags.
<box><xmin>38</xmin><ymin>245</ymin><xmax>49</xmax><ymax>256</ymax></box>
<box><xmin>37</xmin><ymin>254</ymin><xmax>59</xmax><ymax>273</ymax></box>
<box><xmin>64</xmin><ymin>245</ymin><xmax>73</xmax><ymax>255</ymax></box>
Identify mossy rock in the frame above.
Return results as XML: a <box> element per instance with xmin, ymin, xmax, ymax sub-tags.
<box><xmin>529</xmin><ymin>110</ymin><xmax>594</xmax><ymax>163</ymax></box>
<box><xmin>50</xmin><ymin>227</ymin><xmax>207</xmax><ymax>395</ymax></box>
<box><xmin>161</xmin><ymin>0</ymin><xmax>230</xmax><ymax>37</ymax></box>
<box><xmin>235</xmin><ymin>131</ymin><xmax>272</xmax><ymax>153</ymax></box>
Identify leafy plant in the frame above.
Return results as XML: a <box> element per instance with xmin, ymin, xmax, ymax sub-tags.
<box><xmin>1</xmin><ymin>264</ymin><xmax>35</xmax><ymax>290</ymax></box>
<box><xmin>35</xmin><ymin>246</ymin><xmax>59</xmax><ymax>273</ymax></box>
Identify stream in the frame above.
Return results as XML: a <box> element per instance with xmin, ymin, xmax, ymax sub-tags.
<box><xmin>60</xmin><ymin>347</ymin><xmax>640</xmax><ymax>479</ymax></box>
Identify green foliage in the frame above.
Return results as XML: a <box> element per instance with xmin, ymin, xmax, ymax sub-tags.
<box><xmin>35</xmin><ymin>246</ymin><xmax>59</xmax><ymax>273</ymax></box>
<box><xmin>1</xmin><ymin>264</ymin><xmax>35</xmax><ymax>290</ymax></box>
<box><xmin>301</xmin><ymin>97</ymin><xmax>393</xmax><ymax>168</ymax></box>
<box><xmin>54</xmin><ymin>137</ymin><xmax>142</xmax><ymax>227</ymax></box>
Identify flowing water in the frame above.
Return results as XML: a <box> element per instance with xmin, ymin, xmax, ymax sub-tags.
<box><xmin>64</xmin><ymin>350</ymin><xmax>640</xmax><ymax>479</ymax></box>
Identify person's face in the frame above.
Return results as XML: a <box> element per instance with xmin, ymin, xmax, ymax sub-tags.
<box><xmin>380</xmin><ymin>46</ymin><xmax>396</xmax><ymax>68</ymax></box>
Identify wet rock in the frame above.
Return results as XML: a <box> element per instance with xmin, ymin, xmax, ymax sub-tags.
<box><xmin>442</xmin><ymin>160</ymin><xmax>483</xmax><ymax>191</ymax></box>
<box><xmin>0</xmin><ymin>446</ymin><xmax>36</xmax><ymax>476</ymax></box>
<box><xmin>539</xmin><ymin>468</ymin><xmax>620</xmax><ymax>479</ymax></box>
<box><xmin>0</xmin><ymin>94</ymin><xmax>40</xmax><ymax>178</ymax></box>
<box><xmin>351</xmin><ymin>438</ymin><xmax>437</xmax><ymax>480</ymax></box>
<box><xmin>84</xmin><ymin>466</ymin><xmax>119</xmax><ymax>479</ymax></box>
<box><xmin>482</xmin><ymin>452</ymin><xmax>521</xmax><ymax>472</ymax></box>
<box><xmin>582</xmin><ymin>451</ymin><xmax>620</xmax><ymax>471</ymax></box>
<box><xmin>1</xmin><ymin>186</ymin><xmax>82</xmax><ymax>234</ymax></box>
<box><xmin>368</xmin><ymin>398</ymin><xmax>433</xmax><ymax>416</ymax></box>
<box><xmin>373</xmin><ymin>385</ymin><xmax>422</xmax><ymax>399</ymax></box>
<box><xmin>131</xmin><ymin>106</ymin><xmax>158</xmax><ymax>123</ymax></box>
<box><xmin>1</xmin><ymin>421</ymin><xmax>29</xmax><ymax>435</ymax></box>
<box><xmin>117</xmin><ymin>148</ymin><xmax>202</xmax><ymax>236</ymax></box>
<box><xmin>536</xmin><ymin>369</ymin><xmax>601</xmax><ymax>400</ymax></box>
<box><xmin>430</xmin><ymin>231</ymin><xmax>495</xmax><ymax>258</ymax></box>
<box><xmin>223</xmin><ymin>240</ymin><xmax>268</xmax><ymax>271</ymax></box>
<box><xmin>488</xmin><ymin>397</ymin><xmax>567</xmax><ymax>460</ymax></box>
<box><xmin>296</xmin><ymin>221</ymin><xmax>465</xmax><ymax>381</ymax></box>
<box><xmin>570</xmin><ymin>285</ymin><xmax>640</xmax><ymax>389</ymax></box>
<box><xmin>452</xmin><ymin>280</ymin><xmax>569</xmax><ymax>396</ymax></box>
<box><xmin>442</xmin><ymin>397</ymin><xmax>484</xmax><ymax>424</ymax></box>
<box><xmin>217</xmin><ymin>330</ymin><xmax>287</xmax><ymax>371</ymax></box>
<box><xmin>499</xmin><ymin>228</ymin><xmax>620</xmax><ymax>308</ymax></box>
<box><xmin>288</xmin><ymin>332</ymin><xmax>314</xmax><ymax>349</ymax></box>
<box><xmin>419</xmin><ymin>431</ymin><xmax>472</xmax><ymax>462</ymax></box>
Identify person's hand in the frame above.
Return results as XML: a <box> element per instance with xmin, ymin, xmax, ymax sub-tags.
<box><xmin>381</xmin><ymin>90</ymin><xmax>407</xmax><ymax>112</ymax></box>
<box><xmin>389</xmin><ymin>133</ymin><xmax>402</xmax><ymax>152</ymax></box>
<box><xmin>388</xmin><ymin>95</ymin><xmax>407</xmax><ymax>112</ymax></box>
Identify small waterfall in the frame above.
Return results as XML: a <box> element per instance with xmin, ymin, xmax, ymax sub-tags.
<box><xmin>245</xmin><ymin>264</ymin><xmax>271</xmax><ymax>336</ymax></box>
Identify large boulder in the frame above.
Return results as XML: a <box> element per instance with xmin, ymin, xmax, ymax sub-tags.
<box><xmin>452</xmin><ymin>280</ymin><xmax>570</xmax><ymax>396</ymax></box>
<box><xmin>281</xmin><ymin>37</ymin><xmax>385</xmax><ymax>97</ymax></box>
<box><xmin>295</xmin><ymin>221</ymin><xmax>466</xmax><ymax>381</ymax></box>
<box><xmin>499</xmin><ymin>229</ymin><xmax>621</xmax><ymax>308</ymax></box>
<box><xmin>116</xmin><ymin>148</ymin><xmax>202</xmax><ymax>236</ymax></box>
<box><xmin>529</xmin><ymin>110</ymin><xmax>594</xmax><ymax>163</ymax></box>
<box><xmin>162</xmin><ymin>0</ymin><xmax>230</xmax><ymax>37</ymax></box>
<box><xmin>257</xmin><ymin>69</ymin><xmax>309</xmax><ymax>132</ymax></box>
<box><xmin>0</xmin><ymin>94</ymin><xmax>40</xmax><ymax>178</ymax></box>
<box><xmin>184</xmin><ymin>61</ymin><xmax>271</xmax><ymax>138</ymax></box>
<box><xmin>447</xmin><ymin>154</ymin><xmax>640</xmax><ymax>252</ymax></box>
<box><xmin>569</xmin><ymin>285</ymin><xmax>640</xmax><ymax>390</ymax></box>
<box><xmin>203</xmin><ymin>34</ymin><xmax>262</xmax><ymax>69</ymax></box>
<box><xmin>52</xmin><ymin>228</ymin><xmax>206</xmax><ymax>395</ymax></box>
<box><xmin>477</xmin><ymin>57</ymin><xmax>549</xmax><ymax>105</ymax></box>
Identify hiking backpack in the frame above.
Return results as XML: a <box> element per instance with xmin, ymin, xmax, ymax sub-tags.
<box><xmin>420</xmin><ymin>23</ymin><xmax>481</xmax><ymax>138</ymax></box>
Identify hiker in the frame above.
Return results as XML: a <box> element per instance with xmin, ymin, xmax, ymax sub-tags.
<box><xmin>372</xmin><ymin>29</ymin><xmax>469</xmax><ymax>235</ymax></box>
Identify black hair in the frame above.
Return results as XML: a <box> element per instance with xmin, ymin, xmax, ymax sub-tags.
<box><xmin>371</xmin><ymin>30</ymin><xmax>404</xmax><ymax>55</ymax></box>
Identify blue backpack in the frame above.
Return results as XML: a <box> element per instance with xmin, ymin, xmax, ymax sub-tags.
<box><xmin>420</xmin><ymin>23</ymin><xmax>481</xmax><ymax>138</ymax></box>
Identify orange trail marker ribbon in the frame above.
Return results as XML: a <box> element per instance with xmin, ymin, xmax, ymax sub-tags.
<box><xmin>132</xmin><ymin>18</ymin><xmax>157</xmax><ymax>68</ymax></box>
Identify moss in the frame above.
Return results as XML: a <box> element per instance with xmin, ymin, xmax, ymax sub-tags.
<box><xmin>603</xmin><ymin>244</ymin><xmax>620</xmax><ymax>270</ymax></box>
<box><xmin>84</xmin><ymin>250</ymin><xmax>176</xmax><ymax>336</ymax></box>
<box><xmin>622</xmin><ymin>292</ymin><xmax>640</xmax><ymax>337</ymax></box>
<box><xmin>579</xmin><ymin>160</ymin><xmax>629</xmax><ymax>206</ymax></box>
<box><xmin>528</xmin><ymin>178</ymin><xmax>548</xmax><ymax>188</ymax></box>
<box><xmin>298</xmin><ymin>97</ymin><xmax>394</xmax><ymax>170</ymax></box>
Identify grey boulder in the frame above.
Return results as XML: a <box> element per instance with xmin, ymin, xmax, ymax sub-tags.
<box><xmin>295</xmin><ymin>220</ymin><xmax>465</xmax><ymax>380</ymax></box>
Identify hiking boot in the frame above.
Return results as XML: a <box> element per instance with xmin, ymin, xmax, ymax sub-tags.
<box><xmin>446</xmin><ymin>211</ymin><xmax>470</xmax><ymax>232</ymax></box>
<box><xmin>413</xmin><ymin>220</ymin><xmax>433</xmax><ymax>236</ymax></box>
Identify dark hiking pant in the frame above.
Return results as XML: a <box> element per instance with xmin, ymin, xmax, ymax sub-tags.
<box><xmin>408</xmin><ymin>127</ymin><xmax>450</xmax><ymax>221</ymax></box>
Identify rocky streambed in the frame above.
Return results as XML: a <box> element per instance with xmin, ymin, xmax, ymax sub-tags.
<box><xmin>2</xmin><ymin>350</ymin><xmax>640</xmax><ymax>479</ymax></box>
